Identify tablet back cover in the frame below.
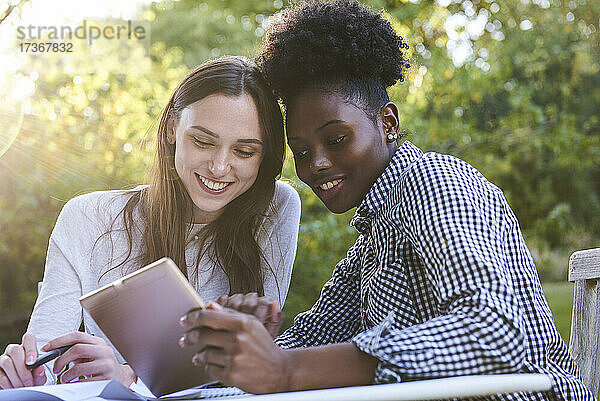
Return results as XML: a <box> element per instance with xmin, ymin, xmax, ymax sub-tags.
<box><xmin>80</xmin><ymin>257</ymin><xmax>209</xmax><ymax>396</ymax></box>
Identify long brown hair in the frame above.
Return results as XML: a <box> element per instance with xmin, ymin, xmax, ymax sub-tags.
<box><xmin>101</xmin><ymin>56</ymin><xmax>284</xmax><ymax>296</ymax></box>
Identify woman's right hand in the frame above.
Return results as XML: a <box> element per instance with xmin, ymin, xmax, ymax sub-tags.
<box><xmin>0</xmin><ymin>333</ymin><xmax>46</xmax><ymax>389</ymax></box>
<box><xmin>216</xmin><ymin>293</ymin><xmax>284</xmax><ymax>338</ymax></box>
<box><xmin>43</xmin><ymin>332</ymin><xmax>136</xmax><ymax>386</ymax></box>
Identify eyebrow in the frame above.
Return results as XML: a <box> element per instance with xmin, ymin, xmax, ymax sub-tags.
<box><xmin>318</xmin><ymin>119</ymin><xmax>346</xmax><ymax>130</ymax></box>
<box><xmin>190</xmin><ymin>125</ymin><xmax>263</xmax><ymax>146</ymax></box>
<box><xmin>190</xmin><ymin>125</ymin><xmax>218</xmax><ymax>138</ymax></box>
<box><xmin>288</xmin><ymin>120</ymin><xmax>347</xmax><ymax>141</ymax></box>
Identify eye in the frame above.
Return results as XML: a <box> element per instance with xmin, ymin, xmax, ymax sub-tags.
<box><xmin>293</xmin><ymin>149</ymin><xmax>309</xmax><ymax>159</ymax></box>
<box><xmin>235</xmin><ymin>149</ymin><xmax>256</xmax><ymax>158</ymax></box>
<box><xmin>192</xmin><ymin>137</ymin><xmax>213</xmax><ymax>147</ymax></box>
<box><xmin>328</xmin><ymin>135</ymin><xmax>345</xmax><ymax>145</ymax></box>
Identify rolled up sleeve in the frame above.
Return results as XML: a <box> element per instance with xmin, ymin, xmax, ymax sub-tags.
<box><xmin>275</xmin><ymin>236</ymin><xmax>365</xmax><ymax>349</ymax></box>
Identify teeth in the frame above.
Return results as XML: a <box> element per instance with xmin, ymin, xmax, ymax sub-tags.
<box><xmin>319</xmin><ymin>179</ymin><xmax>342</xmax><ymax>191</ymax></box>
<box><xmin>199</xmin><ymin>175</ymin><xmax>230</xmax><ymax>191</ymax></box>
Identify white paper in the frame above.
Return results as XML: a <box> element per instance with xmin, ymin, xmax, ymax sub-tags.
<box><xmin>0</xmin><ymin>380</ymin><xmax>149</xmax><ymax>401</ymax></box>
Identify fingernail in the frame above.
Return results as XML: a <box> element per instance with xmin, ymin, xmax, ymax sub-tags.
<box><xmin>208</xmin><ymin>302</ymin><xmax>222</xmax><ymax>310</ymax></box>
<box><xmin>178</xmin><ymin>336</ymin><xmax>186</xmax><ymax>347</ymax></box>
<box><xmin>179</xmin><ymin>315</ymin><xmax>187</xmax><ymax>325</ymax></box>
<box><xmin>26</xmin><ymin>355</ymin><xmax>35</xmax><ymax>364</ymax></box>
<box><xmin>192</xmin><ymin>354</ymin><xmax>200</xmax><ymax>365</ymax></box>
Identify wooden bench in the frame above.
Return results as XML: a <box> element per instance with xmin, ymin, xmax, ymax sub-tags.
<box><xmin>568</xmin><ymin>247</ymin><xmax>600</xmax><ymax>395</ymax></box>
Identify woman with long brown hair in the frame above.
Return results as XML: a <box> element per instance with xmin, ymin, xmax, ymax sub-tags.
<box><xmin>0</xmin><ymin>56</ymin><xmax>300</xmax><ymax>389</ymax></box>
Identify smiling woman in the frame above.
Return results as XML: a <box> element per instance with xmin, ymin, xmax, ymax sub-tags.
<box><xmin>0</xmin><ymin>56</ymin><xmax>301</xmax><ymax>390</ymax></box>
<box><xmin>286</xmin><ymin>91</ymin><xmax>395</xmax><ymax>213</ymax></box>
<box><xmin>167</xmin><ymin>93</ymin><xmax>265</xmax><ymax>224</ymax></box>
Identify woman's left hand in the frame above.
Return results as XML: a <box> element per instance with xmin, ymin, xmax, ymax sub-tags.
<box><xmin>179</xmin><ymin>302</ymin><xmax>290</xmax><ymax>394</ymax></box>
<box><xmin>42</xmin><ymin>332</ymin><xmax>136</xmax><ymax>387</ymax></box>
<box><xmin>216</xmin><ymin>293</ymin><xmax>284</xmax><ymax>338</ymax></box>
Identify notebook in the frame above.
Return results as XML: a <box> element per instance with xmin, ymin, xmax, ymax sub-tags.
<box><xmin>0</xmin><ymin>379</ymin><xmax>248</xmax><ymax>401</ymax></box>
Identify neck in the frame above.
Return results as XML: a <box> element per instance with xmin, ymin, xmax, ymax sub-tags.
<box><xmin>387</xmin><ymin>142</ymin><xmax>398</xmax><ymax>161</ymax></box>
<box><xmin>192</xmin><ymin>208</ymin><xmax>222</xmax><ymax>224</ymax></box>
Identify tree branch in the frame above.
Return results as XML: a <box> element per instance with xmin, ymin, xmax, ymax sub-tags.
<box><xmin>0</xmin><ymin>5</ymin><xmax>16</xmax><ymax>25</ymax></box>
<box><xmin>0</xmin><ymin>0</ymin><xmax>30</xmax><ymax>26</ymax></box>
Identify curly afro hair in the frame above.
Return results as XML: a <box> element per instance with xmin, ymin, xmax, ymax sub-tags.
<box><xmin>256</xmin><ymin>0</ymin><xmax>410</xmax><ymax>122</ymax></box>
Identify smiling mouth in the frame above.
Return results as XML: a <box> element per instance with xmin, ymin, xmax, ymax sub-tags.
<box><xmin>315</xmin><ymin>177</ymin><xmax>345</xmax><ymax>201</ymax></box>
<box><xmin>196</xmin><ymin>173</ymin><xmax>233</xmax><ymax>193</ymax></box>
<box><xmin>319</xmin><ymin>178</ymin><xmax>343</xmax><ymax>191</ymax></box>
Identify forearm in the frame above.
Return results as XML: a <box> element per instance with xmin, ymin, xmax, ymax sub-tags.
<box><xmin>352</xmin><ymin>305</ymin><xmax>524</xmax><ymax>381</ymax></box>
<box><xmin>284</xmin><ymin>342</ymin><xmax>379</xmax><ymax>391</ymax></box>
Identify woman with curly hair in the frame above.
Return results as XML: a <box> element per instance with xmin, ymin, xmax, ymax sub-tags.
<box><xmin>177</xmin><ymin>2</ymin><xmax>593</xmax><ymax>400</ymax></box>
<box><xmin>0</xmin><ymin>56</ymin><xmax>300</xmax><ymax>389</ymax></box>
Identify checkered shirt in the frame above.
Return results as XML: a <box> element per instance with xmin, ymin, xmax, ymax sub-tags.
<box><xmin>276</xmin><ymin>141</ymin><xmax>595</xmax><ymax>400</ymax></box>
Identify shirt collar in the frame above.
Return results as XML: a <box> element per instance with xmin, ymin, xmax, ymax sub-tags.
<box><xmin>351</xmin><ymin>141</ymin><xmax>423</xmax><ymax>232</ymax></box>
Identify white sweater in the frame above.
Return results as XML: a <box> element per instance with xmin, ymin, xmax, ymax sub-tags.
<box><xmin>27</xmin><ymin>180</ymin><xmax>301</xmax><ymax>384</ymax></box>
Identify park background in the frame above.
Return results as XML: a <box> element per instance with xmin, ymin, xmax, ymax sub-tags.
<box><xmin>0</xmin><ymin>0</ymin><xmax>598</xmax><ymax>351</ymax></box>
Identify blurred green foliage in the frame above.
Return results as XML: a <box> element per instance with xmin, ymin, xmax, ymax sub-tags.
<box><xmin>541</xmin><ymin>282</ymin><xmax>574</xmax><ymax>343</ymax></box>
<box><xmin>0</xmin><ymin>0</ymin><xmax>598</xmax><ymax>346</ymax></box>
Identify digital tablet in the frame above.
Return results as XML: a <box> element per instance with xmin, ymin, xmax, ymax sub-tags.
<box><xmin>79</xmin><ymin>257</ymin><xmax>209</xmax><ymax>396</ymax></box>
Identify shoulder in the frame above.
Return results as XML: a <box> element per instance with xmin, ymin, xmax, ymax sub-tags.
<box><xmin>400</xmin><ymin>151</ymin><xmax>502</xmax><ymax>200</ymax></box>
<box><xmin>394</xmin><ymin>151</ymin><xmax>509</xmax><ymax>233</ymax></box>
<box><xmin>62</xmin><ymin>186</ymin><xmax>145</xmax><ymax>219</ymax></box>
<box><xmin>272</xmin><ymin>180</ymin><xmax>301</xmax><ymax>212</ymax></box>
<box><xmin>258</xmin><ymin>181</ymin><xmax>301</xmax><ymax>236</ymax></box>
<box><xmin>55</xmin><ymin>186</ymin><xmax>146</xmax><ymax>233</ymax></box>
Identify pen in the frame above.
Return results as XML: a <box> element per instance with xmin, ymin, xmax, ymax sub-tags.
<box><xmin>25</xmin><ymin>344</ymin><xmax>74</xmax><ymax>370</ymax></box>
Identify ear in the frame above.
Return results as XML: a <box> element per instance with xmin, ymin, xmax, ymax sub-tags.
<box><xmin>166</xmin><ymin>115</ymin><xmax>176</xmax><ymax>145</ymax></box>
<box><xmin>380</xmin><ymin>102</ymin><xmax>399</xmax><ymax>136</ymax></box>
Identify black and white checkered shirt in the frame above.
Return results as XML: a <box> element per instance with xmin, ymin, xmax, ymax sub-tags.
<box><xmin>276</xmin><ymin>141</ymin><xmax>594</xmax><ymax>400</ymax></box>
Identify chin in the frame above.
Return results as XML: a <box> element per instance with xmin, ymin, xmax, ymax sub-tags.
<box><xmin>192</xmin><ymin>197</ymin><xmax>225</xmax><ymax>213</ymax></box>
<box><xmin>323</xmin><ymin>199</ymin><xmax>353</xmax><ymax>214</ymax></box>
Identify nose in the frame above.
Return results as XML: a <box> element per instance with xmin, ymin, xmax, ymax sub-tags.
<box><xmin>208</xmin><ymin>149</ymin><xmax>232</xmax><ymax>178</ymax></box>
<box><xmin>310</xmin><ymin>148</ymin><xmax>332</xmax><ymax>175</ymax></box>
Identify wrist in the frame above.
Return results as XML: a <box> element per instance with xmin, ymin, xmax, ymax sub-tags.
<box><xmin>277</xmin><ymin>343</ymin><xmax>379</xmax><ymax>391</ymax></box>
<box><xmin>282</xmin><ymin>349</ymin><xmax>300</xmax><ymax>392</ymax></box>
<box><xmin>119</xmin><ymin>364</ymin><xmax>137</xmax><ymax>387</ymax></box>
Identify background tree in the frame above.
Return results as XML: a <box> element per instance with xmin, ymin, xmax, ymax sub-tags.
<box><xmin>0</xmin><ymin>0</ymin><xmax>598</xmax><ymax>347</ymax></box>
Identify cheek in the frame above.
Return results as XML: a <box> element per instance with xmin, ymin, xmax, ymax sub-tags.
<box><xmin>237</xmin><ymin>157</ymin><xmax>262</xmax><ymax>184</ymax></box>
<box><xmin>175</xmin><ymin>144</ymin><xmax>208</xmax><ymax>170</ymax></box>
<box><xmin>294</xmin><ymin>159</ymin><xmax>310</xmax><ymax>184</ymax></box>
<box><xmin>173</xmin><ymin>147</ymin><xmax>186</xmax><ymax>178</ymax></box>
<box><xmin>351</xmin><ymin>136</ymin><xmax>384</xmax><ymax>172</ymax></box>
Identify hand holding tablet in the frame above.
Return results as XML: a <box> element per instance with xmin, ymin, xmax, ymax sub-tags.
<box><xmin>79</xmin><ymin>257</ymin><xmax>208</xmax><ymax>396</ymax></box>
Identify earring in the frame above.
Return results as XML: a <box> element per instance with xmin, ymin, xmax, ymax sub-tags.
<box><xmin>386</xmin><ymin>130</ymin><xmax>398</xmax><ymax>142</ymax></box>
